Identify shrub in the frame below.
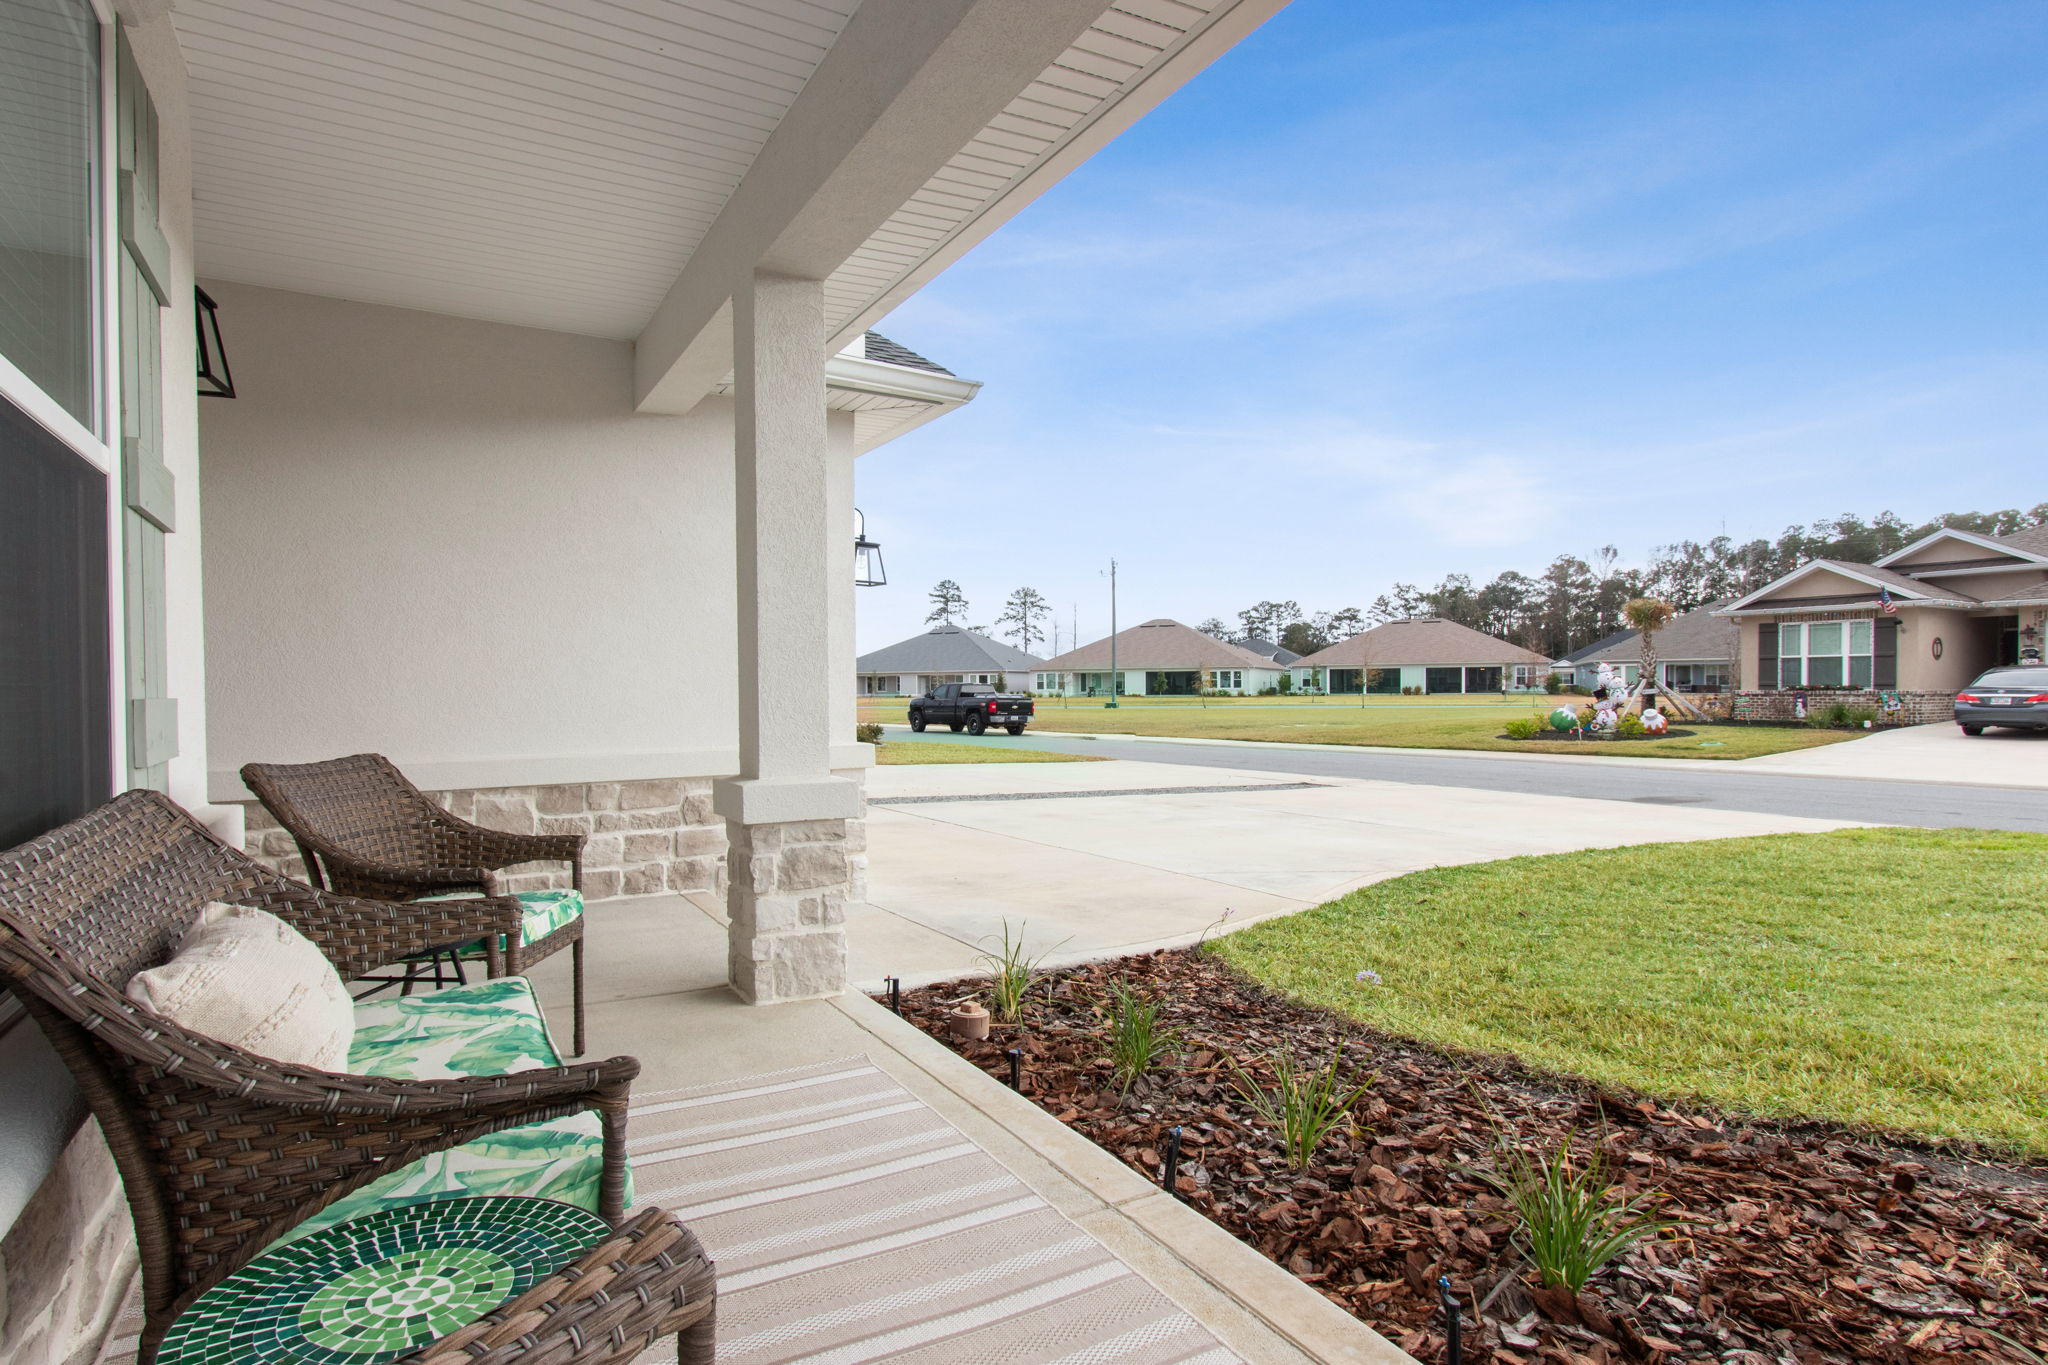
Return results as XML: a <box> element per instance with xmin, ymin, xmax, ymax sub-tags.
<box><xmin>1228</xmin><ymin>1051</ymin><xmax>1374</xmax><ymax>1169</ymax></box>
<box><xmin>1102</xmin><ymin>981</ymin><xmax>1177</xmax><ymax>1094</ymax></box>
<box><xmin>1483</xmin><ymin>1130</ymin><xmax>1687</xmax><ymax>1292</ymax></box>
<box><xmin>1504</xmin><ymin>718</ymin><xmax>1540</xmax><ymax>740</ymax></box>
<box><xmin>855</xmin><ymin>722</ymin><xmax>883</xmax><ymax>745</ymax></box>
<box><xmin>1811</xmin><ymin>701</ymin><xmax>1880</xmax><ymax>729</ymax></box>
<box><xmin>1614</xmin><ymin>713</ymin><xmax>1646</xmax><ymax>738</ymax></box>
<box><xmin>1544</xmin><ymin>673</ymin><xmax>1564</xmax><ymax>695</ymax></box>
<box><xmin>976</xmin><ymin>921</ymin><xmax>1064</xmax><ymax>1023</ymax></box>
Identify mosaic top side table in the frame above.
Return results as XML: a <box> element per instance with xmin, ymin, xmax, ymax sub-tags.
<box><xmin>157</xmin><ymin>1196</ymin><xmax>612</xmax><ymax>1365</ymax></box>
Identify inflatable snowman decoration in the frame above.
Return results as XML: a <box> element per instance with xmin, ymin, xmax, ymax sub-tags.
<box><xmin>1591</xmin><ymin>661</ymin><xmax>1625</xmax><ymax>731</ymax></box>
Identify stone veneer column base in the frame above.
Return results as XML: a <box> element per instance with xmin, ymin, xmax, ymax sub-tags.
<box><xmin>241</xmin><ymin>777</ymin><xmax>728</xmax><ymax>900</ymax></box>
<box><xmin>725</xmin><ymin>818</ymin><xmax>850</xmax><ymax>1004</ymax></box>
<box><xmin>0</xmin><ymin>1122</ymin><xmax>137</xmax><ymax>1365</ymax></box>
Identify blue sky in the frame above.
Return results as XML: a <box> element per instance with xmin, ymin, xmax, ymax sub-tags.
<box><xmin>855</xmin><ymin>0</ymin><xmax>2048</xmax><ymax>654</ymax></box>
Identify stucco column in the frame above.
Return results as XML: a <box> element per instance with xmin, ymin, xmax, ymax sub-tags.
<box><xmin>715</xmin><ymin>272</ymin><xmax>858</xmax><ymax>1003</ymax></box>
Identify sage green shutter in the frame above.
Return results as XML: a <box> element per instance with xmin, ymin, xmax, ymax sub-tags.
<box><xmin>1755</xmin><ymin>622</ymin><xmax>1778</xmax><ymax>691</ymax></box>
<box><xmin>118</xmin><ymin>29</ymin><xmax>177</xmax><ymax>790</ymax></box>
<box><xmin>1873</xmin><ymin>616</ymin><xmax>1898</xmax><ymax>689</ymax></box>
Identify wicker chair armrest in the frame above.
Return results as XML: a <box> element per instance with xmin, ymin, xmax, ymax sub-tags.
<box><xmin>424</xmin><ymin>818</ymin><xmax>586</xmax><ymax>874</ymax></box>
<box><xmin>292</xmin><ymin>1055</ymin><xmax>641</xmax><ymax>1118</ymax></box>
<box><xmin>404</xmin><ymin>1208</ymin><xmax>716</xmax><ymax>1365</ymax></box>
<box><xmin>301</xmin><ymin>839</ymin><xmax>497</xmax><ymax>893</ymax></box>
<box><xmin>249</xmin><ymin>878</ymin><xmax>522</xmax><ymax>978</ymax></box>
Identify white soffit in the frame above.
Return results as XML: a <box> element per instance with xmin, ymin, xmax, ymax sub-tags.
<box><xmin>174</xmin><ymin>0</ymin><xmax>861</xmax><ymax>339</ymax></box>
<box><xmin>175</xmin><ymin>0</ymin><xmax>1276</xmax><ymax>346</ymax></box>
<box><xmin>821</xmin><ymin>0</ymin><xmax>1250</xmax><ymax>340</ymax></box>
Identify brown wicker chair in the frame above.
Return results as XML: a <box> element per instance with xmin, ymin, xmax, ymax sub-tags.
<box><xmin>241</xmin><ymin>753</ymin><xmax>590</xmax><ymax>1055</ymax></box>
<box><xmin>0</xmin><ymin>790</ymin><xmax>683</xmax><ymax>1365</ymax></box>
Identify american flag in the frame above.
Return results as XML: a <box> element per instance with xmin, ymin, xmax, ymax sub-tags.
<box><xmin>1879</xmin><ymin>587</ymin><xmax>1897</xmax><ymax>615</ymax></box>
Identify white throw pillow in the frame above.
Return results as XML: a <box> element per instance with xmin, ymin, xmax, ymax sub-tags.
<box><xmin>125</xmin><ymin>902</ymin><xmax>354</xmax><ymax>1070</ymax></box>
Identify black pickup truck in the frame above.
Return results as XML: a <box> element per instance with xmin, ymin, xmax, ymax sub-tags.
<box><xmin>908</xmin><ymin>682</ymin><xmax>1035</xmax><ymax>736</ymax></box>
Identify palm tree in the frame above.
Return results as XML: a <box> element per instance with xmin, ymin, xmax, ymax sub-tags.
<box><xmin>1622</xmin><ymin>597</ymin><xmax>1675</xmax><ymax>707</ymax></box>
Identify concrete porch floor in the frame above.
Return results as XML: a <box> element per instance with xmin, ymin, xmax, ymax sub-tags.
<box><xmin>522</xmin><ymin>894</ymin><xmax>1412</xmax><ymax>1365</ymax></box>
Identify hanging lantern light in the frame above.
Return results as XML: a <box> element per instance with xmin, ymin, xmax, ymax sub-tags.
<box><xmin>854</xmin><ymin>508</ymin><xmax>885</xmax><ymax>587</ymax></box>
<box><xmin>195</xmin><ymin>287</ymin><xmax>236</xmax><ymax>398</ymax></box>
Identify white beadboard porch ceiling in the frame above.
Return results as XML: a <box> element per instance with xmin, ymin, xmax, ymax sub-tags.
<box><xmin>175</xmin><ymin>0</ymin><xmax>1235</xmax><ymax>343</ymax></box>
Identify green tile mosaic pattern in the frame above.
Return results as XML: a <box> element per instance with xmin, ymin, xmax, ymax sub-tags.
<box><xmin>159</xmin><ymin>1197</ymin><xmax>609</xmax><ymax>1365</ymax></box>
<box><xmin>414</xmin><ymin>888</ymin><xmax>583</xmax><ymax>954</ymax></box>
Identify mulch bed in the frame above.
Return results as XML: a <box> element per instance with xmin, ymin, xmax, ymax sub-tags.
<box><xmin>888</xmin><ymin>950</ymin><xmax>2046</xmax><ymax>1364</ymax></box>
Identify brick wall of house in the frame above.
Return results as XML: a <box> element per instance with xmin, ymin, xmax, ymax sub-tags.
<box><xmin>242</xmin><ymin>776</ymin><xmax>728</xmax><ymax>900</ymax></box>
<box><xmin>1730</xmin><ymin>690</ymin><xmax>1954</xmax><ymax>724</ymax></box>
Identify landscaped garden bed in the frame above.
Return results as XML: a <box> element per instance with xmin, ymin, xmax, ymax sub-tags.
<box><xmin>889</xmin><ymin>829</ymin><xmax>2048</xmax><ymax>1362</ymax></box>
<box><xmin>892</xmin><ymin>951</ymin><xmax>2046</xmax><ymax>1363</ymax></box>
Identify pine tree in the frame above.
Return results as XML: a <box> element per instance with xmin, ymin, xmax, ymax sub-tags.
<box><xmin>924</xmin><ymin>580</ymin><xmax>968</xmax><ymax>626</ymax></box>
<box><xmin>996</xmin><ymin>587</ymin><xmax>1049</xmax><ymax>652</ymax></box>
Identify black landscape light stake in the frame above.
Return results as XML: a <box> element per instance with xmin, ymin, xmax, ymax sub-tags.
<box><xmin>1162</xmin><ymin>1125</ymin><xmax>1184</xmax><ymax>1201</ymax></box>
<box><xmin>886</xmin><ymin>976</ymin><xmax>901</xmax><ymax>1015</ymax></box>
<box><xmin>1437</xmin><ymin>1276</ymin><xmax>1463</xmax><ymax>1365</ymax></box>
<box><xmin>1006</xmin><ymin>1048</ymin><xmax>1023</xmax><ymax>1091</ymax></box>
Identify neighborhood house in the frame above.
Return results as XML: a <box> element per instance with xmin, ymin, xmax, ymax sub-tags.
<box><xmin>1289</xmin><ymin>618</ymin><xmax>1555</xmax><ymax>694</ymax></box>
<box><xmin>1036</xmin><ymin>619</ymin><xmax>1289</xmax><ymax>695</ymax></box>
<box><xmin>1560</xmin><ymin>602</ymin><xmax>1737</xmax><ymax>694</ymax></box>
<box><xmin>1717</xmin><ymin>526</ymin><xmax>2048</xmax><ymax>720</ymax></box>
<box><xmin>856</xmin><ymin>625</ymin><xmax>1045</xmax><ymax>696</ymax></box>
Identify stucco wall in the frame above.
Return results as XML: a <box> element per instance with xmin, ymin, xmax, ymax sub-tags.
<box><xmin>199</xmin><ymin>284</ymin><xmax>869</xmax><ymax>798</ymax></box>
<box><xmin>1895</xmin><ymin>609</ymin><xmax>1998</xmax><ymax>692</ymax></box>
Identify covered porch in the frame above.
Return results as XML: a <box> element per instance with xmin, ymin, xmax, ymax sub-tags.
<box><xmin>0</xmin><ymin>0</ymin><xmax>1433</xmax><ymax>1361</ymax></box>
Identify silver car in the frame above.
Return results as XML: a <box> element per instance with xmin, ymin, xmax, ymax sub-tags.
<box><xmin>1955</xmin><ymin>665</ymin><xmax>2048</xmax><ymax>735</ymax></box>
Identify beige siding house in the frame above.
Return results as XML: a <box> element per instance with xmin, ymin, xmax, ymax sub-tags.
<box><xmin>1290</xmin><ymin>618</ymin><xmax>1554</xmax><ymax>694</ymax></box>
<box><xmin>1714</xmin><ymin>525</ymin><xmax>2048</xmax><ymax>719</ymax></box>
<box><xmin>1037</xmin><ymin>618</ymin><xmax>1288</xmax><ymax>695</ymax></box>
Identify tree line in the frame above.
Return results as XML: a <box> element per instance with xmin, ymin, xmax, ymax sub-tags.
<box><xmin>1198</xmin><ymin>503</ymin><xmax>2048</xmax><ymax>660</ymax></box>
<box><xmin>923</xmin><ymin>502</ymin><xmax>2048</xmax><ymax>662</ymax></box>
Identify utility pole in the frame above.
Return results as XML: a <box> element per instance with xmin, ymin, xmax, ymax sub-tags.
<box><xmin>1105</xmin><ymin>559</ymin><xmax>1119</xmax><ymax>708</ymax></box>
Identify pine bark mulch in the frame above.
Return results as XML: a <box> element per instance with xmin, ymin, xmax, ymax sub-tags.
<box><xmin>888</xmin><ymin>949</ymin><xmax>2046</xmax><ymax>1365</ymax></box>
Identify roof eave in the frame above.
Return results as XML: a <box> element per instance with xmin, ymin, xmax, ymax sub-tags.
<box><xmin>1875</xmin><ymin>526</ymin><xmax>2048</xmax><ymax>569</ymax></box>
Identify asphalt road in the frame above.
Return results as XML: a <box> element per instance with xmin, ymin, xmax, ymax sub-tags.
<box><xmin>885</xmin><ymin>730</ymin><xmax>2048</xmax><ymax>833</ymax></box>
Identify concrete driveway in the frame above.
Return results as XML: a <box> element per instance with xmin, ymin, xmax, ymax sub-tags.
<box><xmin>1739</xmin><ymin>720</ymin><xmax>2047</xmax><ymax>788</ymax></box>
<box><xmin>850</xmin><ymin>756</ymin><xmax>1860</xmax><ymax>988</ymax></box>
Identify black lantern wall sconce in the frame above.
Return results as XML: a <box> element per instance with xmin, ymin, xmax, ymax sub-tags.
<box><xmin>195</xmin><ymin>286</ymin><xmax>236</xmax><ymax>398</ymax></box>
<box><xmin>854</xmin><ymin>508</ymin><xmax>885</xmax><ymax>587</ymax></box>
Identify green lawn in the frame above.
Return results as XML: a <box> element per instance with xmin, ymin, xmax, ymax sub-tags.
<box><xmin>875</xmin><ymin>741</ymin><xmax>1105</xmax><ymax>765</ymax></box>
<box><xmin>1213</xmin><ymin>828</ymin><xmax>2048</xmax><ymax>1155</ymax></box>
<box><xmin>859</xmin><ymin>693</ymin><xmax>1860</xmax><ymax>760</ymax></box>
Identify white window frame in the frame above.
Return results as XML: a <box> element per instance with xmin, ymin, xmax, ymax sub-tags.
<box><xmin>1211</xmin><ymin>669</ymin><xmax>1242</xmax><ymax>691</ymax></box>
<box><xmin>1779</xmin><ymin>620</ymin><xmax>1873</xmax><ymax>689</ymax></box>
<box><xmin>0</xmin><ymin>0</ymin><xmax>127</xmax><ymax>802</ymax></box>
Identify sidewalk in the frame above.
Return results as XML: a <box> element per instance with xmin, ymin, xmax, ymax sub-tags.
<box><xmin>936</xmin><ymin>721</ymin><xmax>2046</xmax><ymax>791</ymax></box>
<box><xmin>850</xmin><ymin>756</ymin><xmax>1860</xmax><ymax>988</ymax></box>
